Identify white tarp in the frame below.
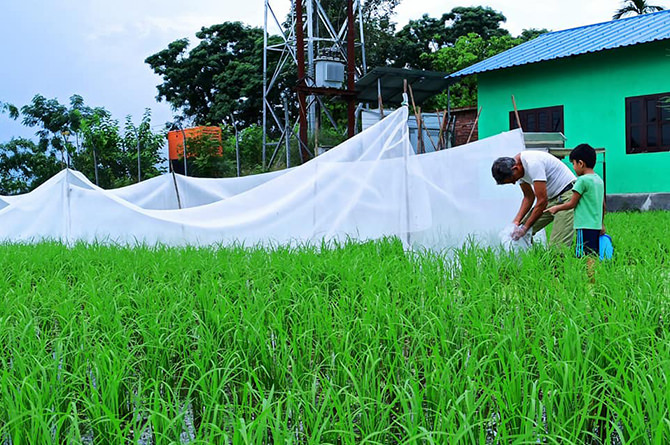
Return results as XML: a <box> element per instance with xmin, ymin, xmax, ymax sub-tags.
<box><xmin>0</xmin><ymin>107</ymin><xmax>526</xmax><ymax>250</ymax></box>
<box><xmin>107</xmin><ymin>169</ymin><xmax>290</xmax><ymax>210</ymax></box>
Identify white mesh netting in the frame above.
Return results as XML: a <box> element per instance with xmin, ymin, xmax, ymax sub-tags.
<box><xmin>0</xmin><ymin>107</ymin><xmax>526</xmax><ymax>250</ymax></box>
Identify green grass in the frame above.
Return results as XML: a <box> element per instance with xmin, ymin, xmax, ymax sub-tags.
<box><xmin>0</xmin><ymin>211</ymin><xmax>669</xmax><ymax>444</ymax></box>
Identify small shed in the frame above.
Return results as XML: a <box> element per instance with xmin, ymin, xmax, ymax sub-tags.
<box><xmin>356</xmin><ymin>67</ymin><xmax>478</xmax><ymax>152</ymax></box>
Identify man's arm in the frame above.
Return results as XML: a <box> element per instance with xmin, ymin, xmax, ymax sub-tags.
<box><xmin>547</xmin><ymin>190</ymin><xmax>581</xmax><ymax>214</ymax></box>
<box><xmin>522</xmin><ymin>181</ymin><xmax>549</xmax><ymax>230</ymax></box>
<box><xmin>513</xmin><ymin>182</ymin><xmax>535</xmax><ymax>225</ymax></box>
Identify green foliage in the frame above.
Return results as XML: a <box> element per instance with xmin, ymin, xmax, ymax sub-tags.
<box><xmin>1</xmin><ymin>95</ymin><xmax>166</xmax><ymax>193</ymax></box>
<box><xmin>145</xmin><ymin>22</ymin><xmax>269</xmax><ymax>129</ymax></box>
<box><xmin>386</xmin><ymin>8</ymin><xmax>549</xmax><ymax>108</ymax></box>
<box><xmin>119</xmin><ymin>111</ymin><xmax>166</xmax><ymax>186</ymax></box>
<box><xmin>443</xmin><ymin>6</ymin><xmax>510</xmax><ymax>41</ymax></box>
<box><xmin>184</xmin><ymin>128</ymin><xmax>235</xmax><ymax>178</ymax></box>
<box><xmin>72</xmin><ymin>108</ymin><xmax>123</xmax><ymax>188</ymax></box>
<box><xmin>425</xmin><ymin>33</ymin><xmax>523</xmax><ymax>108</ymax></box>
<box><xmin>390</xmin><ymin>14</ymin><xmax>445</xmax><ymax>69</ymax></box>
<box><xmin>390</xmin><ymin>6</ymin><xmax>510</xmax><ymax>69</ymax></box>
<box><xmin>0</xmin><ymin>101</ymin><xmax>19</xmax><ymax>120</ymax></box>
<box><xmin>358</xmin><ymin>0</ymin><xmax>401</xmax><ymax>68</ymax></box>
<box><xmin>0</xmin><ymin>212</ymin><xmax>669</xmax><ymax>442</ymax></box>
<box><xmin>613</xmin><ymin>0</ymin><xmax>665</xmax><ymax>19</ymax></box>
<box><xmin>518</xmin><ymin>28</ymin><xmax>550</xmax><ymax>42</ymax></box>
<box><xmin>234</xmin><ymin>124</ymin><xmax>265</xmax><ymax>175</ymax></box>
<box><xmin>0</xmin><ymin>138</ymin><xmax>60</xmax><ymax>194</ymax></box>
<box><xmin>179</xmin><ymin>124</ymin><xmax>269</xmax><ymax>178</ymax></box>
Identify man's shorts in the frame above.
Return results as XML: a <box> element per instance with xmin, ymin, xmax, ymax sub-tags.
<box><xmin>576</xmin><ymin>228</ymin><xmax>600</xmax><ymax>257</ymax></box>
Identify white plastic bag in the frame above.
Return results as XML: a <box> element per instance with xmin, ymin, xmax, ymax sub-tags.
<box><xmin>499</xmin><ymin>223</ymin><xmax>533</xmax><ymax>251</ymax></box>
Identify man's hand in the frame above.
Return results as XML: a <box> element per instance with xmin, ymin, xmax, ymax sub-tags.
<box><xmin>546</xmin><ymin>205</ymin><xmax>560</xmax><ymax>215</ymax></box>
<box><xmin>511</xmin><ymin>224</ymin><xmax>528</xmax><ymax>241</ymax></box>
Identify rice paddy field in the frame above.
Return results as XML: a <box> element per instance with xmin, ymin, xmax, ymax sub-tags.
<box><xmin>0</xmin><ymin>211</ymin><xmax>669</xmax><ymax>444</ymax></box>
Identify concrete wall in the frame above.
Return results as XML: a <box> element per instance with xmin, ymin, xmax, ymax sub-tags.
<box><xmin>477</xmin><ymin>40</ymin><xmax>670</xmax><ymax>194</ymax></box>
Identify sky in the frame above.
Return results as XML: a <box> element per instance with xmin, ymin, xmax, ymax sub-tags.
<box><xmin>1</xmin><ymin>0</ymin><xmax>668</xmax><ymax>145</ymax></box>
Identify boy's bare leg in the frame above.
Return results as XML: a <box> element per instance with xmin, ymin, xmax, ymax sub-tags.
<box><xmin>587</xmin><ymin>256</ymin><xmax>596</xmax><ymax>284</ymax></box>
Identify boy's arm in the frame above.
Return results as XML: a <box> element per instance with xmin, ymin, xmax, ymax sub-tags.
<box><xmin>601</xmin><ymin>199</ymin><xmax>607</xmax><ymax>234</ymax></box>
<box><xmin>547</xmin><ymin>190</ymin><xmax>581</xmax><ymax>214</ymax></box>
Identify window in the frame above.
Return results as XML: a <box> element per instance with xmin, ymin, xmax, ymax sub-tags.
<box><xmin>510</xmin><ymin>105</ymin><xmax>564</xmax><ymax>133</ymax></box>
<box><xmin>626</xmin><ymin>93</ymin><xmax>670</xmax><ymax>154</ymax></box>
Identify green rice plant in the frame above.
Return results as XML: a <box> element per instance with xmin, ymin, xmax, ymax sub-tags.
<box><xmin>0</xmin><ymin>211</ymin><xmax>668</xmax><ymax>443</ymax></box>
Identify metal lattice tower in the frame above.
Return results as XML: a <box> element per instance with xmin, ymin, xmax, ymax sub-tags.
<box><xmin>262</xmin><ymin>0</ymin><xmax>366</xmax><ymax>169</ymax></box>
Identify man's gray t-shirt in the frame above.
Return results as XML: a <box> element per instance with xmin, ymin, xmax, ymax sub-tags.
<box><xmin>519</xmin><ymin>151</ymin><xmax>576</xmax><ymax>199</ymax></box>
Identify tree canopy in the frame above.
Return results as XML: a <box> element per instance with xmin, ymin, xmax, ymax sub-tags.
<box><xmin>388</xmin><ymin>6</ymin><xmax>510</xmax><ymax>69</ymax></box>
<box><xmin>145</xmin><ymin>22</ymin><xmax>266</xmax><ymax>129</ymax></box>
<box><xmin>0</xmin><ymin>95</ymin><xmax>166</xmax><ymax>193</ymax></box>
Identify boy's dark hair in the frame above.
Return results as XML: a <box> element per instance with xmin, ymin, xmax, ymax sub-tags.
<box><xmin>491</xmin><ymin>157</ymin><xmax>517</xmax><ymax>184</ymax></box>
<box><xmin>569</xmin><ymin>144</ymin><xmax>597</xmax><ymax>168</ymax></box>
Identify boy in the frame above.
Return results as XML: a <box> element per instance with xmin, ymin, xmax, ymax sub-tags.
<box><xmin>547</xmin><ymin>144</ymin><xmax>605</xmax><ymax>257</ymax></box>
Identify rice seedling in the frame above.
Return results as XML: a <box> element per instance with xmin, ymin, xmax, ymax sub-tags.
<box><xmin>0</xmin><ymin>211</ymin><xmax>668</xmax><ymax>443</ymax></box>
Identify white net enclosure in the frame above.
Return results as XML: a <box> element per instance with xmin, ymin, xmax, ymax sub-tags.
<box><xmin>0</xmin><ymin>107</ymin><xmax>527</xmax><ymax>250</ymax></box>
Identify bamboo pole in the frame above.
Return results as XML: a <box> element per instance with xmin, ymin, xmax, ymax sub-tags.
<box><xmin>511</xmin><ymin>95</ymin><xmax>522</xmax><ymax>130</ymax></box>
<box><xmin>407</xmin><ymin>83</ymin><xmax>423</xmax><ymax>154</ymax></box>
<box><xmin>377</xmin><ymin>78</ymin><xmax>384</xmax><ymax>119</ymax></box>
<box><xmin>438</xmin><ymin>110</ymin><xmax>448</xmax><ymax>150</ymax></box>
<box><xmin>466</xmin><ymin>106</ymin><xmax>483</xmax><ymax>145</ymax></box>
<box><xmin>420</xmin><ymin>108</ymin><xmax>440</xmax><ymax>152</ymax></box>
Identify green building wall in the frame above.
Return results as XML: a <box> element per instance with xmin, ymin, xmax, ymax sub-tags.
<box><xmin>477</xmin><ymin>40</ymin><xmax>670</xmax><ymax>194</ymax></box>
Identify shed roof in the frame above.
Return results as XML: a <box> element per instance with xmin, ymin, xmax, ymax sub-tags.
<box><xmin>356</xmin><ymin>67</ymin><xmax>451</xmax><ymax>105</ymax></box>
<box><xmin>447</xmin><ymin>9</ymin><xmax>670</xmax><ymax>80</ymax></box>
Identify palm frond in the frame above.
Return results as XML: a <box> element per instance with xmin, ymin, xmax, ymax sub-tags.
<box><xmin>613</xmin><ymin>0</ymin><xmax>665</xmax><ymax>19</ymax></box>
<box><xmin>613</xmin><ymin>4</ymin><xmax>638</xmax><ymax>19</ymax></box>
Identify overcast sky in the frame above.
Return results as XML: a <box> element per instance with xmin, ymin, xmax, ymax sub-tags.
<box><xmin>1</xmin><ymin>0</ymin><xmax>668</xmax><ymax>143</ymax></box>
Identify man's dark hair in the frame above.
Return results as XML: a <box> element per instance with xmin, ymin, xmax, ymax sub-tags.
<box><xmin>491</xmin><ymin>157</ymin><xmax>517</xmax><ymax>184</ymax></box>
<box><xmin>569</xmin><ymin>144</ymin><xmax>596</xmax><ymax>168</ymax></box>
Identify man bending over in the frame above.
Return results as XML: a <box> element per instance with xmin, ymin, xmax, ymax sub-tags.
<box><xmin>491</xmin><ymin>151</ymin><xmax>576</xmax><ymax>246</ymax></box>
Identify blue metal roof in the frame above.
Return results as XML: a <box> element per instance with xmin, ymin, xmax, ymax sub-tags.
<box><xmin>447</xmin><ymin>9</ymin><xmax>670</xmax><ymax>80</ymax></box>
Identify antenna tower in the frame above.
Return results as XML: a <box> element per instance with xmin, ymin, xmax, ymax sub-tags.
<box><xmin>262</xmin><ymin>0</ymin><xmax>367</xmax><ymax>168</ymax></box>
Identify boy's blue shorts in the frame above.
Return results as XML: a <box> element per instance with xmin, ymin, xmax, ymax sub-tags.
<box><xmin>576</xmin><ymin>229</ymin><xmax>600</xmax><ymax>257</ymax></box>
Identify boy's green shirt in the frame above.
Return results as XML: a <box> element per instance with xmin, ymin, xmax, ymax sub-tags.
<box><xmin>572</xmin><ymin>173</ymin><xmax>604</xmax><ymax>230</ymax></box>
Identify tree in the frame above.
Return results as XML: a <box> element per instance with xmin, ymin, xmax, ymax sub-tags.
<box><xmin>0</xmin><ymin>101</ymin><xmax>19</xmax><ymax>120</ymax></box>
<box><xmin>352</xmin><ymin>0</ymin><xmax>401</xmax><ymax>68</ymax></box>
<box><xmin>145</xmin><ymin>22</ymin><xmax>267</xmax><ymax>129</ymax></box>
<box><xmin>442</xmin><ymin>6</ymin><xmax>510</xmax><ymax>42</ymax></box>
<box><xmin>391</xmin><ymin>15</ymin><xmax>446</xmax><ymax>69</ymax></box>
<box><xmin>182</xmin><ymin>126</ymin><xmax>235</xmax><ymax>178</ymax></box>
<box><xmin>119</xmin><ymin>110</ymin><xmax>166</xmax><ymax>186</ymax></box>
<box><xmin>518</xmin><ymin>28</ymin><xmax>550</xmax><ymax>42</ymax></box>
<box><xmin>389</xmin><ymin>6</ymin><xmax>510</xmax><ymax>69</ymax></box>
<box><xmin>613</xmin><ymin>0</ymin><xmax>664</xmax><ymax>19</ymax></box>
<box><xmin>424</xmin><ymin>33</ymin><xmax>523</xmax><ymax>108</ymax></box>
<box><xmin>20</xmin><ymin>94</ymin><xmax>78</xmax><ymax>168</ymax></box>
<box><xmin>15</xmin><ymin>94</ymin><xmax>165</xmax><ymax>189</ymax></box>
<box><xmin>0</xmin><ymin>138</ymin><xmax>60</xmax><ymax>194</ymax></box>
<box><xmin>75</xmin><ymin>108</ymin><xmax>123</xmax><ymax>187</ymax></box>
